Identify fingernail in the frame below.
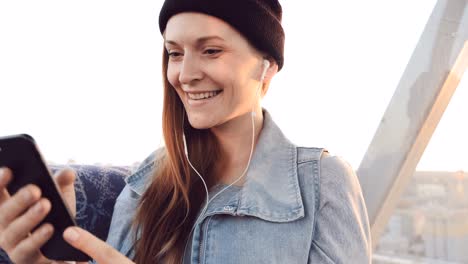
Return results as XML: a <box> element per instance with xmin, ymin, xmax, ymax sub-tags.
<box><xmin>64</xmin><ymin>227</ymin><xmax>80</xmax><ymax>242</ymax></box>
<box><xmin>0</xmin><ymin>168</ymin><xmax>4</xmax><ymax>183</ymax></box>
<box><xmin>23</xmin><ymin>189</ymin><xmax>33</xmax><ymax>202</ymax></box>
<box><xmin>34</xmin><ymin>201</ymin><xmax>43</xmax><ymax>213</ymax></box>
<box><xmin>41</xmin><ymin>224</ymin><xmax>53</xmax><ymax>235</ymax></box>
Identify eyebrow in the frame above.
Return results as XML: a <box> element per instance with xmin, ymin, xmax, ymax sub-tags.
<box><xmin>164</xmin><ymin>36</ymin><xmax>225</xmax><ymax>46</ymax></box>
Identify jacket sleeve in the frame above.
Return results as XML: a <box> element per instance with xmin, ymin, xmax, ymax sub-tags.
<box><xmin>308</xmin><ymin>155</ymin><xmax>372</xmax><ymax>264</ymax></box>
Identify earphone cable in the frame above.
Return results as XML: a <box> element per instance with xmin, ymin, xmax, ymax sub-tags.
<box><xmin>181</xmin><ymin>59</ymin><xmax>268</xmax><ymax>263</ymax></box>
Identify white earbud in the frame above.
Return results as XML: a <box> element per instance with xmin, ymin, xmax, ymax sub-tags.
<box><xmin>252</xmin><ymin>59</ymin><xmax>270</xmax><ymax>118</ymax></box>
<box><xmin>261</xmin><ymin>59</ymin><xmax>270</xmax><ymax>81</ymax></box>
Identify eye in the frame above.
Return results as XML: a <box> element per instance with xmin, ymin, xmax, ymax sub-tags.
<box><xmin>204</xmin><ymin>49</ymin><xmax>222</xmax><ymax>55</ymax></box>
<box><xmin>168</xmin><ymin>51</ymin><xmax>183</xmax><ymax>58</ymax></box>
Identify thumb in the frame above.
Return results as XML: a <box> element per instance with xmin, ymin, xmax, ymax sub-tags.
<box><xmin>63</xmin><ymin>227</ymin><xmax>134</xmax><ymax>264</ymax></box>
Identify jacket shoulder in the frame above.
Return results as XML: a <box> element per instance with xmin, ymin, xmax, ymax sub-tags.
<box><xmin>297</xmin><ymin>147</ymin><xmax>328</xmax><ymax>164</ymax></box>
<box><xmin>131</xmin><ymin>147</ymin><xmax>166</xmax><ymax>174</ymax></box>
<box><xmin>124</xmin><ymin>147</ymin><xmax>166</xmax><ymax>196</ymax></box>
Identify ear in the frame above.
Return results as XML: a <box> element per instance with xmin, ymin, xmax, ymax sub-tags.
<box><xmin>261</xmin><ymin>59</ymin><xmax>278</xmax><ymax>97</ymax></box>
<box><xmin>263</xmin><ymin>59</ymin><xmax>278</xmax><ymax>83</ymax></box>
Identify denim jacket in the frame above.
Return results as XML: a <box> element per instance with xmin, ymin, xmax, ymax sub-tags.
<box><xmin>103</xmin><ymin>110</ymin><xmax>372</xmax><ymax>263</ymax></box>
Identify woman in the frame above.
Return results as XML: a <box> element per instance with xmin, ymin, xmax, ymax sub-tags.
<box><xmin>0</xmin><ymin>0</ymin><xmax>371</xmax><ymax>263</ymax></box>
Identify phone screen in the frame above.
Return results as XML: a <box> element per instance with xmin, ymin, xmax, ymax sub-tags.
<box><xmin>0</xmin><ymin>134</ymin><xmax>91</xmax><ymax>262</ymax></box>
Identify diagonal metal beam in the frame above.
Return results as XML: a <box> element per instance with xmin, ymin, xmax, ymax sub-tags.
<box><xmin>357</xmin><ymin>0</ymin><xmax>468</xmax><ymax>245</ymax></box>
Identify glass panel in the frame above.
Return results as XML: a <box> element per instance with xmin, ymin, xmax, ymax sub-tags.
<box><xmin>374</xmin><ymin>72</ymin><xmax>468</xmax><ymax>263</ymax></box>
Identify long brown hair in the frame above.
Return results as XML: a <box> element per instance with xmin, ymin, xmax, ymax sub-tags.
<box><xmin>133</xmin><ymin>48</ymin><xmax>221</xmax><ymax>263</ymax></box>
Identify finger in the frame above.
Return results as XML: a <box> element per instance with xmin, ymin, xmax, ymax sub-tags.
<box><xmin>53</xmin><ymin>168</ymin><xmax>77</xmax><ymax>217</ymax></box>
<box><xmin>54</xmin><ymin>168</ymin><xmax>76</xmax><ymax>190</ymax></box>
<box><xmin>63</xmin><ymin>227</ymin><xmax>134</xmax><ymax>264</ymax></box>
<box><xmin>0</xmin><ymin>167</ymin><xmax>12</xmax><ymax>204</ymax></box>
<box><xmin>8</xmin><ymin>223</ymin><xmax>54</xmax><ymax>263</ymax></box>
<box><xmin>0</xmin><ymin>184</ymin><xmax>41</xmax><ymax>229</ymax></box>
<box><xmin>50</xmin><ymin>261</ymin><xmax>89</xmax><ymax>264</ymax></box>
<box><xmin>1</xmin><ymin>198</ymin><xmax>51</xmax><ymax>250</ymax></box>
<box><xmin>50</xmin><ymin>261</ymin><xmax>77</xmax><ymax>264</ymax></box>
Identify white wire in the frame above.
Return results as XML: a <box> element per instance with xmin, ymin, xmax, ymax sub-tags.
<box><xmin>181</xmin><ymin>61</ymin><xmax>267</xmax><ymax>263</ymax></box>
<box><xmin>180</xmin><ymin>110</ymin><xmax>256</xmax><ymax>263</ymax></box>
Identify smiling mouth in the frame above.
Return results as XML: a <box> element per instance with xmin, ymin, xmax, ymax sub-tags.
<box><xmin>187</xmin><ymin>90</ymin><xmax>223</xmax><ymax>100</ymax></box>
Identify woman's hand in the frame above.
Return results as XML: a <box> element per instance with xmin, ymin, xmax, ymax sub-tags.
<box><xmin>63</xmin><ymin>227</ymin><xmax>135</xmax><ymax>264</ymax></box>
<box><xmin>0</xmin><ymin>167</ymin><xmax>77</xmax><ymax>264</ymax></box>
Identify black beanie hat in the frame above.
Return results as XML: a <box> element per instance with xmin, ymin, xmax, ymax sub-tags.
<box><xmin>159</xmin><ymin>0</ymin><xmax>285</xmax><ymax>71</ymax></box>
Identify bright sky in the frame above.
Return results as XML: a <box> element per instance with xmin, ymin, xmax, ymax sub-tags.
<box><xmin>1</xmin><ymin>1</ymin><xmax>466</xmax><ymax>171</ymax></box>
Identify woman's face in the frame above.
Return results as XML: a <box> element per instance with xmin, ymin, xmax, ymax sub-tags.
<box><xmin>164</xmin><ymin>12</ymin><xmax>269</xmax><ymax>130</ymax></box>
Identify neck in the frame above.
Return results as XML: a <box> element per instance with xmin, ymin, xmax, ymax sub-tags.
<box><xmin>210</xmin><ymin>108</ymin><xmax>264</xmax><ymax>185</ymax></box>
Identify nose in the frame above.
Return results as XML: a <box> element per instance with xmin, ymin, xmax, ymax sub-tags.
<box><xmin>179</xmin><ymin>54</ymin><xmax>203</xmax><ymax>85</ymax></box>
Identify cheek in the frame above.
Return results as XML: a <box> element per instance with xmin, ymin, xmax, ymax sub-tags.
<box><xmin>166</xmin><ymin>65</ymin><xmax>185</xmax><ymax>99</ymax></box>
<box><xmin>167</xmin><ymin>64</ymin><xmax>179</xmax><ymax>87</ymax></box>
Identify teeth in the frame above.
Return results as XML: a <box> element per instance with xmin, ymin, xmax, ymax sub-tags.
<box><xmin>187</xmin><ymin>91</ymin><xmax>221</xmax><ymax>100</ymax></box>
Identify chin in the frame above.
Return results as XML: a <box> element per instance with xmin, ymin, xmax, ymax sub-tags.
<box><xmin>186</xmin><ymin>115</ymin><xmax>216</xmax><ymax>130</ymax></box>
<box><xmin>188</xmin><ymin>122</ymin><xmax>211</xmax><ymax>130</ymax></box>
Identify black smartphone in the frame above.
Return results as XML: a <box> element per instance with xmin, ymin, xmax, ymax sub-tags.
<box><xmin>0</xmin><ymin>134</ymin><xmax>91</xmax><ymax>262</ymax></box>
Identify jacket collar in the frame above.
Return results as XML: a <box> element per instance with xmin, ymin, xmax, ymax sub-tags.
<box><xmin>125</xmin><ymin>109</ymin><xmax>304</xmax><ymax>223</ymax></box>
<box><xmin>234</xmin><ymin>109</ymin><xmax>303</xmax><ymax>222</ymax></box>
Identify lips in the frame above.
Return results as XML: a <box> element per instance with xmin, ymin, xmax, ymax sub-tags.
<box><xmin>187</xmin><ymin>90</ymin><xmax>222</xmax><ymax>100</ymax></box>
<box><xmin>184</xmin><ymin>89</ymin><xmax>223</xmax><ymax>107</ymax></box>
